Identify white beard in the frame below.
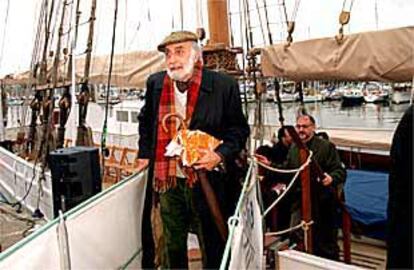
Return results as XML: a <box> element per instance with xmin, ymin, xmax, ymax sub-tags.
<box><xmin>167</xmin><ymin>51</ymin><xmax>197</xmax><ymax>81</ymax></box>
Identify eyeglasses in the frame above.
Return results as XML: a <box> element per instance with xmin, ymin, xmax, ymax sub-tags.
<box><xmin>295</xmin><ymin>124</ymin><xmax>313</xmax><ymax>129</ymax></box>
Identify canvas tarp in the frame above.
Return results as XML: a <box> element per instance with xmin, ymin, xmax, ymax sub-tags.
<box><xmin>318</xmin><ymin>128</ymin><xmax>393</xmax><ymax>152</ymax></box>
<box><xmin>2</xmin><ymin>50</ymin><xmax>165</xmax><ymax>88</ymax></box>
<box><xmin>261</xmin><ymin>27</ymin><xmax>414</xmax><ymax>82</ymax></box>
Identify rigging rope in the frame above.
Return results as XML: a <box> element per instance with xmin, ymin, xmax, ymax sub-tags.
<box><xmin>265</xmin><ymin>220</ymin><xmax>314</xmax><ymax>237</ymax></box>
<box><xmin>196</xmin><ymin>0</ymin><xmax>204</xmax><ymax>28</ymax></box>
<box><xmin>374</xmin><ymin>0</ymin><xmax>379</xmax><ymax>30</ymax></box>
<box><xmin>262</xmin><ymin>0</ymin><xmax>273</xmax><ymax>45</ymax></box>
<box><xmin>179</xmin><ymin>0</ymin><xmax>184</xmax><ymax>30</ymax></box>
<box><xmin>243</xmin><ymin>0</ymin><xmax>253</xmax><ymax>48</ymax></box>
<box><xmin>281</xmin><ymin>0</ymin><xmax>301</xmax><ymax>44</ymax></box>
<box><xmin>253</xmin><ymin>0</ymin><xmax>267</xmax><ymax>46</ymax></box>
<box><xmin>237</xmin><ymin>0</ymin><xmax>248</xmax><ymax>114</ymax></box>
<box><xmin>336</xmin><ymin>0</ymin><xmax>355</xmax><ymax>43</ymax></box>
<box><xmin>0</xmin><ymin>0</ymin><xmax>10</xmax><ymax>71</ymax></box>
<box><xmin>47</xmin><ymin>0</ymin><xmax>63</xmax><ymax>58</ymax></box>
<box><xmin>22</xmin><ymin>0</ymin><xmax>46</xmax><ymax>127</ymax></box>
<box><xmin>274</xmin><ymin>79</ymin><xmax>285</xmax><ymax>125</ymax></box>
<box><xmin>258</xmin><ymin>151</ymin><xmax>313</xmax><ymax>217</ymax></box>
<box><xmin>219</xmin><ymin>161</ymin><xmax>254</xmax><ymax>270</ymax></box>
<box><xmin>227</xmin><ymin>0</ymin><xmax>234</xmax><ymax>47</ymax></box>
<box><xmin>101</xmin><ymin>0</ymin><xmax>119</xmax><ymax>173</ymax></box>
<box><xmin>254</xmin><ymin>151</ymin><xmax>313</xmax><ymax>218</ymax></box>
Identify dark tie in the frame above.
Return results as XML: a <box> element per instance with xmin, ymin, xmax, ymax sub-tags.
<box><xmin>176</xmin><ymin>81</ymin><xmax>190</xmax><ymax>93</ymax></box>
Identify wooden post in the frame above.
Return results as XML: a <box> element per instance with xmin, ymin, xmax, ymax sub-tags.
<box><xmin>198</xmin><ymin>170</ymin><xmax>228</xmax><ymax>242</ymax></box>
<box><xmin>207</xmin><ymin>0</ymin><xmax>230</xmax><ymax>46</ymax></box>
<box><xmin>286</xmin><ymin>126</ymin><xmax>313</xmax><ymax>254</ymax></box>
<box><xmin>342</xmin><ymin>207</ymin><xmax>352</xmax><ymax>263</ymax></box>
<box><xmin>298</xmin><ymin>148</ymin><xmax>313</xmax><ymax>253</ymax></box>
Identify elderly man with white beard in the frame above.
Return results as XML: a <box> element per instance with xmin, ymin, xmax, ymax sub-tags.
<box><xmin>136</xmin><ymin>31</ymin><xmax>249</xmax><ymax>269</ymax></box>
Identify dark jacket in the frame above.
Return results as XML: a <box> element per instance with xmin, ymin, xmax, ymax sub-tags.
<box><xmin>286</xmin><ymin>135</ymin><xmax>346</xmax><ymax>188</ymax></box>
<box><xmin>286</xmin><ymin>135</ymin><xmax>346</xmax><ymax>260</ymax></box>
<box><xmin>138</xmin><ymin>68</ymin><xmax>250</xmax><ymax>165</ymax></box>
<box><xmin>387</xmin><ymin>105</ymin><xmax>413</xmax><ymax>269</ymax></box>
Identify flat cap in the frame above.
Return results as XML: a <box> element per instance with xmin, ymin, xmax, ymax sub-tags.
<box><xmin>157</xmin><ymin>31</ymin><xmax>198</xmax><ymax>52</ymax></box>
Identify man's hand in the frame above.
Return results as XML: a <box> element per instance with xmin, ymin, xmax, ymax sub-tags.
<box><xmin>254</xmin><ymin>154</ymin><xmax>271</xmax><ymax>166</ymax></box>
<box><xmin>193</xmin><ymin>149</ymin><xmax>222</xmax><ymax>171</ymax></box>
<box><xmin>135</xmin><ymin>158</ymin><xmax>150</xmax><ymax>172</ymax></box>
<box><xmin>321</xmin><ymin>173</ymin><xmax>333</xmax><ymax>186</ymax></box>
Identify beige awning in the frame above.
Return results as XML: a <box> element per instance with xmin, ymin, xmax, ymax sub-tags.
<box><xmin>2</xmin><ymin>50</ymin><xmax>166</xmax><ymax>88</ymax></box>
<box><xmin>318</xmin><ymin>128</ymin><xmax>393</xmax><ymax>152</ymax></box>
<box><xmin>261</xmin><ymin>27</ymin><xmax>414</xmax><ymax>82</ymax></box>
<box><xmin>82</xmin><ymin>50</ymin><xmax>165</xmax><ymax>88</ymax></box>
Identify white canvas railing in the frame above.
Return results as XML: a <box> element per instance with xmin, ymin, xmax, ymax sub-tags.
<box><xmin>0</xmin><ymin>171</ymin><xmax>147</xmax><ymax>269</ymax></box>
<box><xmin>0</xmin><ymin>147</ymin><xmax>53</xmax><ymax>220</ymax></box>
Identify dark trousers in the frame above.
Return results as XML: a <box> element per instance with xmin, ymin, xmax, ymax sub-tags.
<box><xmin>141</xmin><ymin>176</ymin><xmax>155</xmax><ymax>269</ymax></box>
<box><xmin>312</xmin><ymin>187</ymin><xmax>339</xmax><ymax>260</ymax></box>
<box><xmin>290</xmin><ymin>187</ymin><xmax>339</xmax><ymax>261</ymax></box>
<box><xmin>160</xmin><ymin>177</ymin><xmax>228</xmax><ymax>269</ymax></box>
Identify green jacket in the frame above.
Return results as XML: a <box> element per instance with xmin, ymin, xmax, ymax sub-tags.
<box><xmin>286</xmin><ymin>135</ymin><xmax>346</xmax><ymax>188</ymax></box>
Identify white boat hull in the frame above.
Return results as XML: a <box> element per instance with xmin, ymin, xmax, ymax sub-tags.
<box><xmin>363</xmin><ymin>94</ymin><xmax>389</xmax><ymax>103</ymax></box>
<box><xmin>0</xmin><ymin>172</ymin><xmax>147</xmax><ymax>269</ymax></box>
<box><xmin>392</xmin><ymin>91</ymin><xmax>412</xmax><ymax>104</ymax></box>
<box><xmin>0</xmin><ymin>147</ymin><xmax>54</xmax><ymax>220</ymax></box>
<box><xmin>278</xmin><ymin>250</ymin><xmax>364</xmax><ymax>270</ymax></box>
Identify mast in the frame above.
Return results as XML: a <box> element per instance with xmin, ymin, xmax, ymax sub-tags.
<box><xmin>56</xmin><ymin>0</ymin><xmax>81</xmax><ymax>148</ymax></box>
<box><xmin>27</xmin><ymin>0</ymin><xmax>55</xmax><ymax>159</ymax></box>
<box><xmin>207</xmin><ymin>0</ymin><xmax>230</xmax><ymax>46</ymax></box>
<box><xmin>83</xmin><ymin>0</ymin><xmax>96</xmax><ymax>85</ymax></box>
<box><xmin>203</xmin><ymin>0</ymin><xmax>242</xmax><ymax>76</ymax></box>
<box><xmin>38</xmin><ymin>0</ymin><xmax>70</xmax><ymax>164</ymax></box>
<box><xmin>75</xmin><ymin>0</ymin><xmax>97</xmax><ymax>146</ymax></box>
<box><xmin>0</xmin><ymin>82</ymin><xmax>5</xmax><ymax>142</ymax></box>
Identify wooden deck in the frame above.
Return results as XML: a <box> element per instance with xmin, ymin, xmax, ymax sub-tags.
<box><xmin>0</xmin><ymin>202</ymin><xmax>46</xmax><ymax>252</ymax></box>
<box><xmin>339</xmin><ymin>236</ymin><xmax>387</xmax><ymax>270</ymax></box>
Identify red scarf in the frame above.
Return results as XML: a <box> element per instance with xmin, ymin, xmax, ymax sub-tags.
<box><xmin>153</xmin><ymin>61</ymin><xmax>202</xmax><ymax>192</ymax></box>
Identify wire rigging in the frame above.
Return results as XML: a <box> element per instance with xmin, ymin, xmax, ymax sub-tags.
<box><xmin>243</xmin><ymin>0</ymin><xmax>253</xmax><ymax>49</ymax></box>
<box><xmin>100</xmin><ymin>0</ymin><xmax>119</xmax><ymax>173</ymax></box>
<box><xmin>253</xmin><ymin>0</ymin><xmax>267</xmax><ymax>45</ymax></box>
<box><xmin>0</xmin><ymin>0</ymin><xmax>10</xmax><ymax>71</ymax></box>
<box><xmin>262</xmin><ymin>0</ymin><xmax>273</xmax><ymax>45</ymax></box>
<box><xmin>179</xmin><ymin>0</ymin><xmax>184</xmax><ymax>30</ymax></box>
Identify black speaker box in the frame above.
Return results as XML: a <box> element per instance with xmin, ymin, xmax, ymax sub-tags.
<box><xmin>48</xmin><ymin>146</ymin><xmax>101</xmax><ymax>218</ymax></box>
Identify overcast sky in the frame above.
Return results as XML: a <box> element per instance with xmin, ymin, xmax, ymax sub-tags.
<box><xmin>0</xmin><ymin>0</ymin><xmax>413</xmax><ymax>76</ymax></box>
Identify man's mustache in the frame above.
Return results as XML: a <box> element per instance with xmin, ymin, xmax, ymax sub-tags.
<box><xmin>168</xmin><ymin>66</ymin><xmax>183</xmax><ymax>71</ymax></box>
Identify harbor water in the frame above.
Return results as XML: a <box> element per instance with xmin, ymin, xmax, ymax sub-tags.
<box><xmin>5</xmin><ymin>100</ymin><xmax>411</xmax><ymax>131</ymax></box>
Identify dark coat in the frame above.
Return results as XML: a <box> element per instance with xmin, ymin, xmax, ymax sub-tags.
<box><xmin>387</xmin><ymin>105</ymin><xmax>413</xmax><ymax>269</ymax></box>
<box><xmin>286</xmin><ymin>135</ymin><xmax>346</xmax><ymax>260</ymax></box>
<box><xmin>137</xmin><ymin>68</ymin><xmax>250</xmax><ymax>267</ymax></box>
<box><xmin>138</xmin><ymin>68</ymin><xmax>250</xmax><ymax>166</ymax></box>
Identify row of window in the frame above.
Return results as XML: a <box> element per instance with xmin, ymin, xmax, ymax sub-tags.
<box><xmin>116</xmin><ymin>111</ymin><xmax>139</xmax><ymax>123</ymax></box>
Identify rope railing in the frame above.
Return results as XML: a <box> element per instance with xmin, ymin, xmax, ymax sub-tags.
<box><xmin>259</xmin><ymin>151</ymin><xmax>313</xmax><ymax>217</ymax></box>
<box><xmin>219</xmin><ymin>161</ymin><xmax>255</xmax><ymax>270</ymax></box>
<box><xmin>265</xmin><ymin>220</ymin><xmax>314</xmax><ymax>237</ymax></box>
<box><xmin>219</xmin><ymin>150</ymin><xmax>313</xmax><ymax>268</ymax></box>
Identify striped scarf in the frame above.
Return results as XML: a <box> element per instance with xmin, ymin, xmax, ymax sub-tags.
<box><xmin>153</xmin><ymin>61</ymin><xmax>202</xmax><ymax>192</ymax></box>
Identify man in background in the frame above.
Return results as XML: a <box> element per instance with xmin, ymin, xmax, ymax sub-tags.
<box><xmin>286</xmin><ymin>114</ymin><xmax>346</xmax><ymax>260</ymax></box>
<box><xmin>255</xmin><ymin>126</ymin><xmax>292</xmax><ymax>231</ymax></box>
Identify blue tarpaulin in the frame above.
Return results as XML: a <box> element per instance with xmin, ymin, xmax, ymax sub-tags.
<box><xmin>344</xmin><ymin>169</ymin><xmax>388</xmax><ymax>226</ymax></box>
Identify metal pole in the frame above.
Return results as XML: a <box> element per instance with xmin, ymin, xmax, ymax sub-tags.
<box><xmin>0</xmin><ymin>85</ymin><xmax>5</xmax><ymax>141</ymax></box>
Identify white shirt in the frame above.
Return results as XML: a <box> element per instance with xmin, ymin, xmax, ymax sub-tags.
<box><xmin>174</xmin><ymin>82</ymin><xmax>187</xmax><ymax>178</ymax></box>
